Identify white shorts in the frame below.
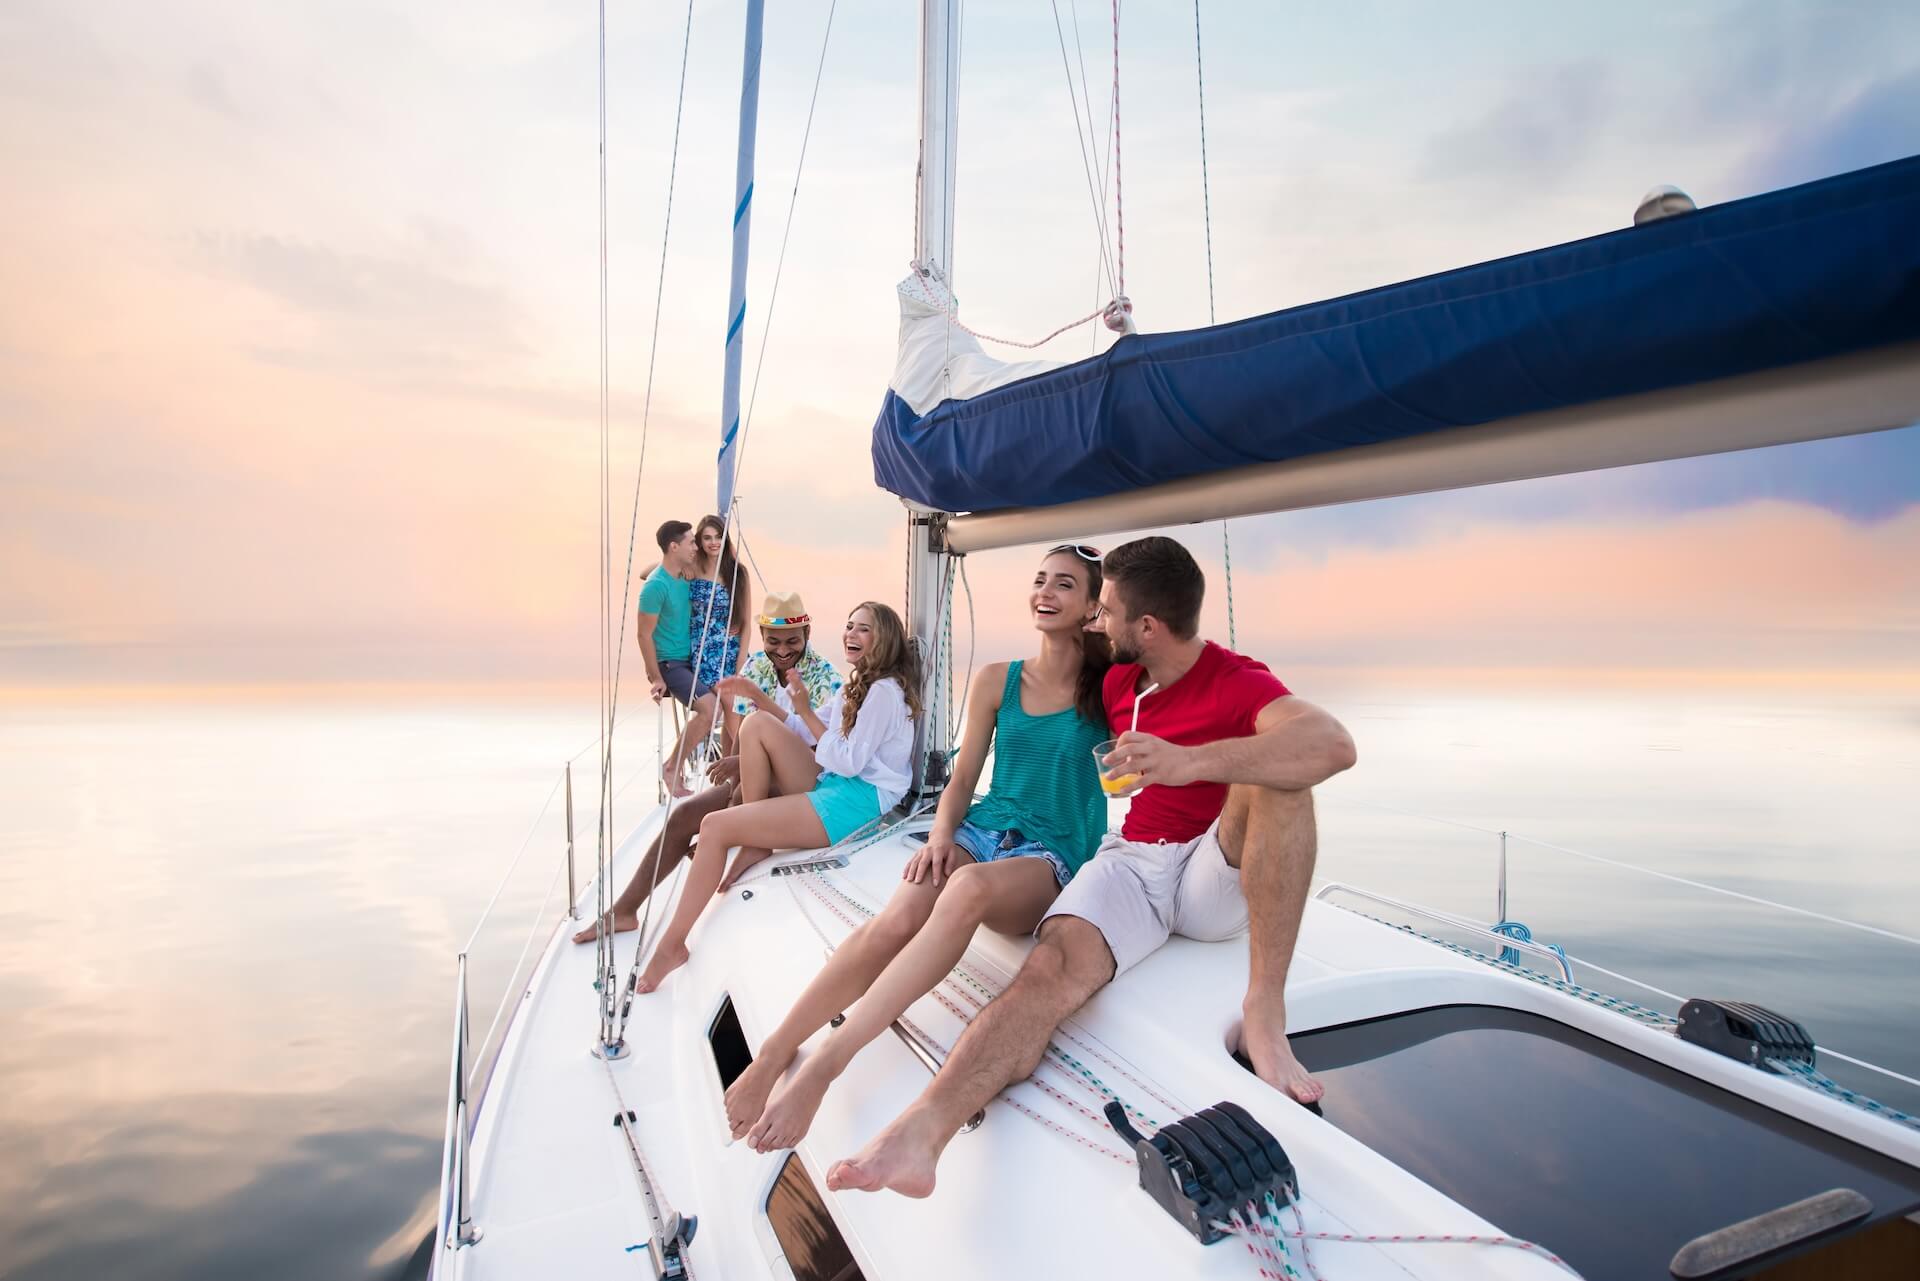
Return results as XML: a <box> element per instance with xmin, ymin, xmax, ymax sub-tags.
<box><xmin>1040</xmin><ymin>819</ymin><xmax>1249</xmax><ymax>976</ymax></box>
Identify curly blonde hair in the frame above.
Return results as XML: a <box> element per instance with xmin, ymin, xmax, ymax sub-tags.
<box><xmin>840</xmin><ymin>601</ymin><xmax>923</xmax><ymax>735</ymax></box>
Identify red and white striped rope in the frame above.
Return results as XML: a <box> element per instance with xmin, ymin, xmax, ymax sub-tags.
<box><xmin>808</xmin><ymin>873</ymin><xmax>1184</xmax><ymax>1126</ymax></box>
<box><xmin>1218</xmin><ymin>1193</ymin><xmax>1588</xmax><ymax>1281</ymax></box>
<box><xmin>1229</xmin><ymin>1208</ymin><xmax>1296</xmax><ymax>1281</ymax></box>
<box><xmin>940</xmin><ymin>947</ymin><xmax>1186</xmax><ymax>1121</ymax></box>
<box><xmin>799</xmin><ymin>875</ymin><xmax>1141</xmax><ymax>1161</ymax></box>
<box><xmin>921</xmin><ymin>977</ymin><xmax>1130</xmax><ymax>1154</ymax></box>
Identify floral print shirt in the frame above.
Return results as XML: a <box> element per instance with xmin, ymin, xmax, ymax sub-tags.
<box><xmin>737</xmin><ymin>647</ymin><xmax>843</xmax><ymax>745</ymax></box>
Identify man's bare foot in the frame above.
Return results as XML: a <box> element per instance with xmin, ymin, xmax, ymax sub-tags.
<box><xmin>748</xmin><ymin>1049</ymin><xmax>839</xmax><ymax>1153</ymax></box>
<box><xmin>633</xmin><ymin>941</ymin><xmax>690</xmax><ymax>994</ymax></box>
<box><xmin>724</xmin><ymin>1047</ymin><xmax>796</xmax><ymax>1140</ymax></box>
<box><xmin>1239</xmin><ymin>1000</ymin><xmax>1324</xmax><ymax>1104</ymax></box>
<box><xmin>571</xmin><ymin>910</ymin><xmax>638</xmax><ymax>945</ymax></box>
<box><xmin>824</xmin><ymin>1107</ymin><xmax>944</xmax><ymax>1198</ymax></box>
<box><xmin>662</xmin><ymin>762</ymin><xmax>694</xmax><ymax>799</ymax></box>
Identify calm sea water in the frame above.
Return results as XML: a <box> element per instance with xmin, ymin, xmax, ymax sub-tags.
<box><xmin>1</xmin><ymin>685</ymin><xmax>1915</xmax><ymax>1280</ymax></box>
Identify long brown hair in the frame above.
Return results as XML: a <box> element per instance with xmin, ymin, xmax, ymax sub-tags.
<box><xmin>841</xmin><ymin>601</ymin><xmax>922</xmax><ymax>735</ymax></box>
<box><xmin>694</xmin><ymin>514</ymin><xmax>751</xmax><ymax>635</ymax></box>
<box><xmin>1048</xmin><ymin>545</ymin><xmax>1113</xmax><ymax>728</ymax></box>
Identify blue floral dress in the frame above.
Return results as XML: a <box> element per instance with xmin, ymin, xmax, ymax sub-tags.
<box><xmin>688</xmin><ymin>578</ymin><xmax>741</xmax><ymax>687</ymax></box>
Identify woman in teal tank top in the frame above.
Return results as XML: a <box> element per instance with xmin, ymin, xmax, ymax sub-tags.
<box><xmin>726</xmin><ymin>547</ymin><xmax>1112</xmax><ymax>1153</ymax></box>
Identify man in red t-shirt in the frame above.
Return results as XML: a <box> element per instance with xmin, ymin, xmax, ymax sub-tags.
<box><xmin>830</xmin><ymin>537</ymin><xmax>1356</xmax><ymax>1200</ymax></box>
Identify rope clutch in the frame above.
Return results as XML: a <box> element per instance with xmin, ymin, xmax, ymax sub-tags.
<box><xmin>1105</xmin><ymin>1099</ymin><xmax>1297</xmax><ymax>1245</ymax></box>
<box><xmin>1676</xmin><ymin>998</ymin><xmax>1816</xmax><ymax>1072</ymax></box>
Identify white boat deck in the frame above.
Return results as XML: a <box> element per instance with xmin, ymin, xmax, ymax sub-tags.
<box><xmin>446</xmin><ymin>812</ymin><xmax>1920</xmax><ymax>1281</ymax></box>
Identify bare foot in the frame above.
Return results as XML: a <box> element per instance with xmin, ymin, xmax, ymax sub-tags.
<box><xmin>716</xmin><ymin>846</ymin><xmax>772</xmax><ymax>894</ymax></box>
<box><xmin>633</xmin><ymin>941</ymin><xmax>690</xmax><ymax>994</ymax></box>
<box><xmin>748</xmin><ymin>1049</ymin><xmax>839</xmax><ymax>1152</ymax></box>
<box><xmin>1239</xmin><ymin>999</ymin><xmax>1324</xmax><ymax>1104</ymax></box>
<box><xmin>663</xmin><ymin>762</ymin><xmax>694</xmax><ymax>799</ymax></box>
<box><xmin>724</xmin><ymin>1047</ymin><xmax>796</xmax><ymax>1140</ymax></box>
<box><xmin>571</xmin><ymin>910</ymin><xmax>637</xmax><ymax>944</ymax></box>
<box><xmin>824</xmin><ymin>1108</ymin><xmax>944</xmax><ymax>1198</ymax></box>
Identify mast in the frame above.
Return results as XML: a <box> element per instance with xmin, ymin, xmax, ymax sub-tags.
<box><xmin>716</xmin><ymin>0</ymin><xmax>765</xmax><ymax>517</ymax></box>
<box><xmin>904</xmin><ymin>0</ymin><xmax>961</xmax><ymax>798</ymax></box>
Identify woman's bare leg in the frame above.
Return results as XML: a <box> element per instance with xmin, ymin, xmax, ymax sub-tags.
<box><xmin>720</xmin><ymin>713</ymin><xmax>822</xmax><ymax>891</ymax></box>
<box><xmin>635</xmin><ymin>794</ymin><xmax>830</xmax><ymax>994</ymax></box>
<box><xmin>723</xmin><ymin>874</ymin><xmax>945</xmax><ymax>1137</ymax></box>
<box><xmin>747</xmin><ymin>857</ymin><xmax>1061</xmax><ymax>1151</ymax></box>
<box><xmin>737</xmin><ymin>710</ymin><xmax>820</xmax><ymax>803</ymax></box>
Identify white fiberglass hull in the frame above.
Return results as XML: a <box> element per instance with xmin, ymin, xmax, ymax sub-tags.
<box><xmin>439</xmin><ymin>806</ymin><xmax>1920</xmax><ymax>1281</ymax></box>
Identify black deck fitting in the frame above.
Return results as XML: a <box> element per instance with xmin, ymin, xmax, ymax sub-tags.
<box><xmin>1105</xmin><ymin>1099</ymin><xmax>1298</xmax><ymax>1245</ymax></box>
<box><xmin>1676</xmin><ymin>999</ymin><xmax>1816</xmax><ymax>1071</ymax></box>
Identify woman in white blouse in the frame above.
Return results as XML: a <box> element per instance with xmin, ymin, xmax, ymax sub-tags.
<box><xmin>635</xmin><ymin>602</ymin><xmax>921</xmax><ymax>994</ymax></box>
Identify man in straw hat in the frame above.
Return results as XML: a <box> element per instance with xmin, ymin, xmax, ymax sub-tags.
<box><xmin>575</xmin><ymin>591</ymin><xmax>843</xmax><ymax>943</ymax></box>
<box><xmin>723</xmin><ymin>591</ymin><xmax>844</xmax><ymax>745</ymax></box>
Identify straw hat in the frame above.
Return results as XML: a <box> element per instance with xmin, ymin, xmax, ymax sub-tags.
<box><xmin>757</xmin><ymin>591</ymin><xmax>811</xmax><ymax>631</ymax></box>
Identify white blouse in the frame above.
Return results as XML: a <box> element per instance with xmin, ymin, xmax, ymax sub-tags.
<box><xmin>774</xmin><ymin>683</ymin><xmax>819</xmax><ymax>746</ymax></box>
<box><xmin>813</xmin><ymin>676</ymin><xmax>915</xmax><ymax>812</ymax></box>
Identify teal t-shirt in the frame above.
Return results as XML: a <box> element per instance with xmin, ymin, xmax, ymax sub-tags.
<box><xmin>638</xmin><ymin>568</ymin><xmax>692</xmax><ymax>661</ymax></box>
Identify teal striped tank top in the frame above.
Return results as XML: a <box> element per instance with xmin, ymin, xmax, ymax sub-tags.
<box><xmin>965</xmin><ymin>660</ymin><xmax>1109</xmax><ymax>875</ymax></box>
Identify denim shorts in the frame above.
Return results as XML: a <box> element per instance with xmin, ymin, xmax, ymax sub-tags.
<box><xmin>952</xmin><ymin>820</ymin><xmax>1073</xmax><ymax>888</ymax></box>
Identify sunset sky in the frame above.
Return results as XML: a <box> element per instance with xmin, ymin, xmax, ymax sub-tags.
<box><xmin>4</xmin><ymin>0</ymin><xmax>1918</xmax><ymax>695</ymax></box>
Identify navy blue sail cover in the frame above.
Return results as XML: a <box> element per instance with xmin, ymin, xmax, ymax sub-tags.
<box><xmin>872</xmin><ymin>156</ymin><xmax>1920</xmax><ymax>514</ymax></box>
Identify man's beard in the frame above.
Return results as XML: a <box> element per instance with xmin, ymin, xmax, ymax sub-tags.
<box><xmin>1110</xmin><ymin>635</ymin><xmax>1141</xmax><ymax>664</ymax></box>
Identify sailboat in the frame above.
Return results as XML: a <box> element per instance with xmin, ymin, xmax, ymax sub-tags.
<box><xmin>429</xmin><ymin>4</ymin><xmax>1920</xmax><ymax>1278</ymax></box>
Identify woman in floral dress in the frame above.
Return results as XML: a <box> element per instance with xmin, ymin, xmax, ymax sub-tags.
<box><xmin>686</xmin><ymin>514</ymin><xmax>749</xmax><ymax>745</ymax></box>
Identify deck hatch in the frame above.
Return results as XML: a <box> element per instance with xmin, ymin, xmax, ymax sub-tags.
<box><xmin>765</xmin><ymin>1154</ymin><xmax>863</xmax><ymax>1281</ymax></box>
<box><xmin>706</xmin><ymin>994</ymin><xmax>753</xmax><ymax>1090</ymax></box>
<box><xmin>1287</xmin><ymin>1004</ymin><xmax>1920</xmax><ymax>1280</ymax></box>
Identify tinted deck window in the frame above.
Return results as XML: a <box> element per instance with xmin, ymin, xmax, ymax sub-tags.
<box><xmin>766</xmin><ymin>1154</ymin><xmax>863</xmax><ymax>1281</ymax></box>
<box><xmin>707</xmin><ymin>995</ymin><xmax>753</xmax><ymax>1090</ymax></box>
<box><xmin>1292</xmin><ymin>1005</ymin><xmax>1920</xmax><ymax>1280</ymax></box>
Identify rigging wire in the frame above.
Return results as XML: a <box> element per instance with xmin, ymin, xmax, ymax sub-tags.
<box><xmin>617</xmin><ymin>1</ymin><xmax>842</xmax><ymax>1036</ymax></box>
<box><xmin>1068</xmin><ymin>0</ymin><xmax>1116</xmax><ymax>354</ymax></box>
<box><xmin>1191</xmin><ymin>0</ymin><xmax>1236</xmax><ymax>647</ymax></box>
<box><xmin>1108</xmin><ymin>0</ymin><xmax>1126</xmax><ymax>299</ymax></box>
<box><xmin>588</xmin><ymin>0</ymin><xmax>699</xmax><ymax>1025</ymax></box>
<box><xmin>594</xmin><ymin>0</ymin><xmax>615</xmax><ymax>1037</ymax></box>
<box><xmin>1193</xmin><ymin>0</ymin><xmax>1216</xmax><ymax>327</ymax></box>
<box><xmin>1047</xmin><ymin>0</ymin><xmax>1119</xmax><ymax>299</ymax></box>
<box><xmin>953</xmin><ymin>557</ymin><xmax>977</xmax><ymax>738</ymax></box>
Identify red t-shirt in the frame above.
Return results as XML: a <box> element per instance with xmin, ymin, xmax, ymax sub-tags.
<box><xmin>1104</xmin><ymin>641</ymin><xmax>1291</xmax><ymax>844</ymax></box>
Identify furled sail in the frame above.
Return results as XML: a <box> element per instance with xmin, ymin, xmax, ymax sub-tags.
<box><xmin>871</xmin><ymin>155</ymin><xmax>1920</xmax><ymax>525</ymax></box>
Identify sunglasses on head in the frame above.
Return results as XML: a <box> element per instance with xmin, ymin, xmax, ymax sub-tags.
<box><xmin>1050</xmin><ymin>543</ymin><xmax>1102</xmax><ymax>562</ymax></box>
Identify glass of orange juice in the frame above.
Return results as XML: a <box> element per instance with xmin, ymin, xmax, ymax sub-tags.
<box><xmin>1093</xmin><ymin>740</ymin><xmax>1139</xmax><ymax>796</ymax></box>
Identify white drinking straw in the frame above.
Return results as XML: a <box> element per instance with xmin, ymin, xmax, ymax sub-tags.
<box><xmin>1129</xmin><ymin>682</ymin><xmax>1160</xmax><ymax>735</ymax></box>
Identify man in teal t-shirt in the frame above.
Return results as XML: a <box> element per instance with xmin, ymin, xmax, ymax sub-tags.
<box><xmin>639</xmin><ymin>520</ymin><xmax>698</xmax><ymax>696</ymax></box>
<box><xmin>640</xmin><ymin>520</ymin><xmax>712</xmax><ymax>796</ymax></box>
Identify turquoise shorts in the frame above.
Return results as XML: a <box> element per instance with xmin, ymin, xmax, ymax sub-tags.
<box><xmin>806</xmin><ymin>772</ymin><xmax>883</xmax><ymax>845</ymax></box>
